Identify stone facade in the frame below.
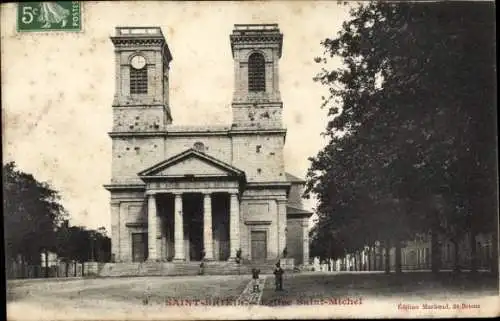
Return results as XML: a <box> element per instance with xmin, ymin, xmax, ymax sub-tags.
<box><xmin>104</xmin><ymin>25</ymin><xmax>312</xmax><ymax>265</ymax></box>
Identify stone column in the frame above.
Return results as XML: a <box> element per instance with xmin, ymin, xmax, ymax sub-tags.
<box><xmin>157</xmin><ymin>210</ymin><xmax>163</xmax><ymax>261</ymax></box>
<box><xmin>302</xmin><ymin>218</ymin><xmax>310</xmax><ymax>266</ymax></box>
<box><xmin>277</xmin><ymin>199</ymin><xmax>287</xmax><ymax>257</ymax></box>
<box><xmin>110</xmin><ymin>201</ymin><xmax>120</xmax><ymax>262</ymax></box>
<box><xmin>229</xmin><ymin>193</ymin><xmax>240</xmax><ymax>259</ymax></box>
<box><xmin>203</xmin><ymin>193</ymin><xmax>214</xmax><ymax>260</ymax></box>
<box><xmin>273</xmin><ymin>50</ymin><xmax>280</xmax><ymax>99</ymax></box>
<box><xmin>147</xmin><ymin>193</ymin><xmax>158</xmax><ymax>261</ymax></box>
<box><xmin>173</xmin><ymin>193</ymin><xmax>185</xmax><ymax>261</ymax></box>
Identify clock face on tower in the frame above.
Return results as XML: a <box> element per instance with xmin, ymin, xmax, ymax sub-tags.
<box><xmin>131</xmin><ymin>55</ymin><xmax>146</xmax><ymax>69</ymax></box>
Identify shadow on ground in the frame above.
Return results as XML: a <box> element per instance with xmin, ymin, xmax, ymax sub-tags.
<box><xmin>261</xmin><ymin>272</ymin><xmax>499</xmax><ymax>306</ymax></box>
<box><xmin>7</xmin><ymin>275</ymin><xmax>250</xmax><ymax>306</ymax></box>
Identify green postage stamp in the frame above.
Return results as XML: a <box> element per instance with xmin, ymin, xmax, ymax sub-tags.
<box><xmin>17</xmin><ymin>1</ymin><xmax>81</xmax><ymax>32</ymax></box>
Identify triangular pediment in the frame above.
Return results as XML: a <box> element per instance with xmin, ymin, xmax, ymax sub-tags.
<box><xmin>138</xmin><ymin>148</ymin><xmax>245</xmax><ymax>179</ymax></box>
<box><xmin>156</xmin><ymin>157</ymin><xmax>230</xmax><ymax>176</ymax></box>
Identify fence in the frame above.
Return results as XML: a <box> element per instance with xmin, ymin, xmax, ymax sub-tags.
<box><xmin>6</xmin><ymin>261</ymin><xmax>102</xmax><ymax>279</ymax></box>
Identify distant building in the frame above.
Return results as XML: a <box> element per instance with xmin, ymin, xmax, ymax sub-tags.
<box><xmin>401</xmin><ymin>232</ymin><xmax>494</xmax><ymax>270</ymax></box>
<box><xmin>104</xmin><ymin>25</ymin><xmax>312</xmax><ymax>266</ymax></box>
<box><xmin>40</xmin><ymin>251</ymin><xmax>60</xmax><ymax>267</ymax></box>
<box><xmin>330</xmin><ymin>232</ymin><xmax>495</xmax><ymax>272</ymax></box>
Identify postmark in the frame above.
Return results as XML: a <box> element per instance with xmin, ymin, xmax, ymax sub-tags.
<box><xmin>17</xmin><ymin>1</ymin><xmax>81</xmax><ymax>32</ymax></box>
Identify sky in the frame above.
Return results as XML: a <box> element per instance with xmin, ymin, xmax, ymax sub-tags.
<box><xmin>1</xmin><ymin>1</ymin><xmax>351</xmax><ymax>231</ymax></box>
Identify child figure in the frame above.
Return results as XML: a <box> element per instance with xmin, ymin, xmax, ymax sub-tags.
<box><xmin>273</xmin><ymin>261</ymin><xmax>284</xmax><ymax>291</ymax></box>
<box><xmin>251</xmin><ymin>268</ymin><xmax>261</xmax><ymax>293</ymax></box>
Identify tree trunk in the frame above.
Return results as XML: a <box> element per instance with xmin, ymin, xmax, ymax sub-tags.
<box><xmin>453</xmin><ymin>239</ymin><xmax>461</xmax><ymax>272</ymax></box>
<box><xmin>44</xmin><ymin>249</ymin><xmax>49</xmax><ymax>278</ymax></box>
<box><xmin>354</xmin><ymin>252</ymin><xmax>358</xmax><ymax>271</ymax></box>
<box><xmin>20</xmin><ymin>255</ymin><xmax>24</xmax><ymax>278</ymax></box>
<box><xmin>431</xmin><ymin>229</ymin><xmax>441</xmax><ymax>274</ymax></box>
<box><xmin>377</xmin><ymin>246</ymin><xmax>382</xmax><ymax>271</ymax></box>
<box><xmin>74</xmin><ymin>261</ymin><xmax>77</xmax><ymax>277</ymax></box>
<box><xmin>367</xmin><ymin>248</ymin><xmax>371</xmax><ymax>271</ymax></box>
<box><xmin>491</xmin><ymin>230</ymin><xmax>499</xmax><ymax>276</ymax></box>
<box><xmin>384</xmin><ymin>240</ymin><xmax>391</xmax><ymax>274</ymax></box>
<box><xmin>65</xmin><ymin>261</ymin><xmax>69</xmax><ymax>277</ymax></box>
<box><xmin>395</xmin><ymin>240</ymin><xmax>402</xmax><ymax>274</ymax></box>
<box><xmin>470</xmin><ymin>232</ymin><xmax>478</xmax><ymax>273</ymax></box>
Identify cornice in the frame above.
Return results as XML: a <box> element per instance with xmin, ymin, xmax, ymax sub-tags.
<box><xmin>103</xmin><ymin>184</ymin><xmax>146</xmax><ymax>191</ymax></box>
<box><xmin>125</xmin><ymin>222</ymin><xmax>147</xmax><ymax>228</ymax></box>
<box><xmin>108</xmin><ymin>131</ymin><xmax>167</xmax><ymax>138</ymax></box>
<box><xmin>230</xmin><ymin>32</ymin><xmax>283</xmax><ymax>58</ymax></box>
<box><xmin>167</xmin><ymin>130</ymin><xmax>229</xmax><ymax>137</ymax></box>
<box><xmin>230</xmin><ymin>34</ymin><xmax>283</xmax><ymax>43</ymax></box>
<box><xmin>246</xmin><ymin>181</ymin><xmax>291</xmax><ymax>189</ymax></box>
<box><xmin>244</xmin><ymin>220</ymin><xmax>272</xmax><ymax>226</ymax></box>
<box><xmin>231</xmin><ymin>102</ymin><xmax>283</xmax><ymax>108</ymax></box>
<box><xmin>110</xmin><ymin>37</ymin><xmax>165</xmax><ymax>47</ymax></box>
<box><xmin>108</xmin><ymin>128</ymin><xmax>287</xmax><ymax>138</ymax></box>
<box><xmin>229</xmin><ymin>128</ymin><xmax>287</xmax><ymax>135</ymax></box>
<box><xmin>112</xmin><ymin>103</ymin><xmax>167</xmax><ymax>108</ymax></box>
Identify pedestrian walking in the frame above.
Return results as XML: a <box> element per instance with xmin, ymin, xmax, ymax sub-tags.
<box><xmin>251</xmin><ymin>268</ymin><xmax>261</xmax><ymax>293</ymax></box>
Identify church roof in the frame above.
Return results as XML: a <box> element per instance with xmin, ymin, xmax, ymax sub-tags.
<box><xmin>286</xmin><ymin>205</ymin><xmax>313</xmax><ymax>218</ymax></box>
<box><xmin>138</xmin><ymin>148</ymin><xmax>246</xmax><ymax>180</ymax></box>
<box><xmin>285</xmin><ymin>172</ymin><xmax>306</xmax><ymax>184</ymax></box>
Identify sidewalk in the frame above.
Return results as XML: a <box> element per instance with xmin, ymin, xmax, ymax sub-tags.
<box><xmin>237</xmin><ymin>276</ymin><xmax>267</xmax><ymax>305</ymax></box>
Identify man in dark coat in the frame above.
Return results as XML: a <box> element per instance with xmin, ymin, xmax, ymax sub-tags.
<box><xmin>273</xmin><ymin>261</ymin><xmax>284</xmax><ymax>291</ymax></box>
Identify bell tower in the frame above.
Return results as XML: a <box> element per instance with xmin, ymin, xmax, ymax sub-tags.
<box><xmin>109</xmin><ymin>27</ymin><xmax>174</xmax><ymax>185</ymax></box>
<box><xmin>230</xmin><ymin>24</ymin><xmax>284</xmax><ymax>129</ymax></box>
<box><xmin>110</xmin><ymin>27</ymin><xmax>173</xmax><ymax>132</ymax></box>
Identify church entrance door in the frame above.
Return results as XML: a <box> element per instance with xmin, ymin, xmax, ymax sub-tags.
<box><xmin>183</xmin><ymin>193</ymin><xmax>204</xmax><ymax>261</ymax></box>
<box><xmin>251</xmin><ymin>231</ymin><xmax>267</xmax><ymax>262</ymax></box>
<box><xmin>132</xmin><ymin>232</ymin><xmax>148</xmax><ymax>262</ymax></box>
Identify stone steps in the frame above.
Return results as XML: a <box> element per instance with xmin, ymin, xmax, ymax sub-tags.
<box><xmin>138</xmin><ymin>262</ymin><xmax>163</xmax><ymax>276</ymax></box>
<box><xmin>203</xmin><ymin>261</ymin><xmax>242</xmax><ymax>275</ymax></box>
<box><xmin>98</xmin><ymin>261</ymin><xmax>286</xmax><ymax>277</ymax></box>
<box><xmin>99</xmin><ymin>263</ymin><xmax>140</xmax><ymax>277</ymax></box>
<box><xmin>170</xmin><ymin>262</ymin><xmax>202</xmax><ymax>276</ymax></box>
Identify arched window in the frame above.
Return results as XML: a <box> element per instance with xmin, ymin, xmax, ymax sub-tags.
<box><xmin>130</xmin><ymin>68</ymin><xmax>148</xmax><ymax>94</ymax></box>
<box><xmin>248</xmin><ymin>52</ymin><xmax>265</xmax><ymax>92</ymax></box>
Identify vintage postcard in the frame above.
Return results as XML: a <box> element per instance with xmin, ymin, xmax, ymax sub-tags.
<box><xmin>2</xmin><ymin>1</ymin><xmax>498</xmax><ymax>320</ymax></box>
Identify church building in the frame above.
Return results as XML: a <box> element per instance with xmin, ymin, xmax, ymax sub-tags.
<box><xmin>104</xmin><ymin>24</ymin><xmax>312</xmax><ymax>267</ymax></box>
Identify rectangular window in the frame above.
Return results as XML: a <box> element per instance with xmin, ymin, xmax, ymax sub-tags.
<box><xmin>130</xmin><ymin>68</ymin><xmax>148</xmax><ymax>94</ymax></box>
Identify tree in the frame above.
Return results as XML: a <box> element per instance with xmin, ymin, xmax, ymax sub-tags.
<box><xmin>4</xmin><ymin>162</ymin><xmax>67</xmax><ymax>268</ymax></box>
<box><xmin>56</xmin><ymin>224</ymin><xmax>112</xmax><ymax>265</ymax></box>
<box><xmin>306</xmin><ymin>2</ymin><xmax>496</xmax><ymax>274</ymax></box>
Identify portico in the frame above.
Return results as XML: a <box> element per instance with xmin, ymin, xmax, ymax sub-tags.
<box><xmin>144</xmin><ymin>189</ymin><xmax>241</xmax><ymax>262</ymax></box>
<box><xmin>138</xmin><ymin>148</ymin><xmax>245</xmax><ymax>262</ymax></box>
